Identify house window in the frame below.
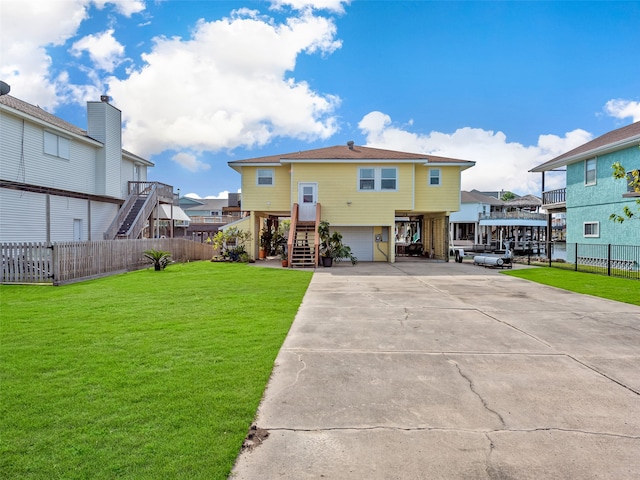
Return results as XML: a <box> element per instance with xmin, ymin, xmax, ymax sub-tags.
<box><xmin>257</xmin><ymin>169</ymin><xmax>274</xmax><ymax>186</ymax></box>
<box><xmin>302</xmin><ymin>185</ymin><xmax>314</xmax><ymax>203</ymax></box>
<box><xmin>359</xmin><ymin>168</ymin><xmax>375</xmax><ymax>190</ymax></box>
<box><xmin>583</xmin><ymin>221</ymin><xmax>599</xmax><ymax>238</ymax></box>
<box><xmin>358</xmin><ymin>167</ymin><xmax>397</xmax><ymax>191</ymax></box>
<box><xmin>381</xmin><ymin>168</ymin><xmax>397</xmax><ymax>190</ymax></box>
<box><xmin>585</xmin><ymin>158</ymin><xmax>596</xmax><ymax>185</ymax></box>
<box><xmin>44</xmin><ymin>131</ymin><xmax>70</xmax><ymax>159</ymax></box>
<box><xmin>429</xmin><ymin>168</ymin><xmax>441</xmax><ymax>186</ymax></box>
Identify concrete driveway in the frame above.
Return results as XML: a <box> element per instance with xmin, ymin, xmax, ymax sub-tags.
<box><xmin>231</xmin><ymin>261</ymin><xmax>640</xmax><ymax>479</ymax></box>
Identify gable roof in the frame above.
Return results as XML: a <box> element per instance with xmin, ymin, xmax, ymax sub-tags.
<box><xmin>461</xmin><ymin>190</ymin><xmax>505</xmax><ymax>206</ymax></box>
<box><xmin>229</xmin><ymin>144</ymin><xmax>475</xmax><ymax>171</ymax></box>
<box><xmin>181</xmin><ymin>198</ymin><xmax>229</xmax><ymax>212</ymax></box>
<box><xmin>530</xmin><ymin>121</ymin><xmax>640</xmax><ymax>172</ymax></box>
<box><xmin>0</xmin><ymin>94</ymin><xmax>86</xmax><ymax>137</ymax></box>
<box><xmin>0</xmin><ymin>94</ymin><xmax>153</xmax><ymax>166</ymax></box>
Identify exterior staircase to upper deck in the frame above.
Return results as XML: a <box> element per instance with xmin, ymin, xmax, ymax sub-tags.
<box><xmin>116</xmin><ymin>197</ymin><xmax>147</xmax><ymax>236</ymax></box>
<box><xmin>104</xmin><ymin>182</ymin><xmax>174</xmax><ymax>240</ymax></box>
<box><xmin>290</xmin><ymin>222</ymin><xmax>316</xmax><ymax>268</ymax></box>
<box><xmin>287</xmin><ymin>202</ymin><xmax>320</xmax><ymax>268</ymax></box>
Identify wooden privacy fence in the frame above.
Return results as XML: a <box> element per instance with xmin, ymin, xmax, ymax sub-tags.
<box><xmin>1</xmin><ymin>239</ymin><xmax>214</xmax><ymax>285</ymax></box>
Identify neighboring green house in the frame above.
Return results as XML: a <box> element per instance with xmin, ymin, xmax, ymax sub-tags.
<box><xmin>531</xmin><ymin>121</ymin><xmax>639</xmax><ymax>262</ymax></box>
<box><xmin>228</xmin><ymin>142</ymin><xmax>475</xmax><ymax>265</ymax></box>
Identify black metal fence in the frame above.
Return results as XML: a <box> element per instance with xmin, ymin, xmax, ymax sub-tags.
<box><xmin>545</xmin><ymin>242</ymin><xmax>640</xmax><ymax>280</ymax></box>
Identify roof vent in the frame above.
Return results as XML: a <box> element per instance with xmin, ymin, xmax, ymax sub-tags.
<box><xmin>347</xmin><ymin>140</ymin><xmax>355</xmax><ymax>150</ymax></box>
<box><xmin>100</xmin><ymin>95</ymin><xmax>110</xmax><ymax>103</ymax></box>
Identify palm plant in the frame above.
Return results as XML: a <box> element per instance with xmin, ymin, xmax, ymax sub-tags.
<box><xmin>143</xmin><ymin>249</ymin><xmax>172</xmax><ymax>271</ymax></box>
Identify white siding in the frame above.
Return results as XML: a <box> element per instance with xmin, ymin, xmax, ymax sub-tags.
<box><xmin>50</xmin><ymin>196</ymin><xmax>89</xmax><ymax>242</ymax></box>
<box><xmin>449</xmin><ymin>202</ymin><xmax>484</xmax><ymax>222</ymax></box>
<box><xmin>0</xmin><ymin>189</ymin><xmax>47</xmax><ymax>242</ymax></box>
<box><xmin>88</xmin><ymin>101</ymin><xmax>122</xmax><ymax>198</ymax></box>
<box><xmin>0</xmin><ymin>108</ymin><xmax>98</xmax><ymax>195</ymax></box>
<box><xmin>91</xmin><ymin>201</ymin><xmax>118</xmax><ymax>239</ymax></box>
<box><xmin>1</xmin><ymin>98</ymin><xmax>150</xmax><ymax>243</ymax></box>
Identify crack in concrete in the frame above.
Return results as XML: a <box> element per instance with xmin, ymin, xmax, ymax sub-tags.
<box><xmin>397</xmin><ymin>307</ymin><xmax>411</xmax><ymax>327</ymax></box>
<box><xmin>361</xmin><ymin>291</ymin><xmax>392</xmax><ymax>307</ymax></box>
<box><xmin>448</xmin><ymin>358</ymin><xmax>506</xmax><ymax>427</ymax></box>
<box><xmin>484</xmin><ymin>432</ymin><xmax>496</xmax><ymax>480</ymax></box>
<box><xmin>272</xmin><ymin>352</ymin><xmax>307</xmax><ymax>397</ymax></box>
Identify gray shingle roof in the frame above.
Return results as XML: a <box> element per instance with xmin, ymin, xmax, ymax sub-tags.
<box><xmin>531</xmin><ymin>121</ymin><xmax>640</xmax><ymax>172</ymax></box>
<box><xmin>0</xmin><ymin>94</ymin><xmax>86</xmax><ymax>137</ymax></box>
<box><xmin>461</xmin><ymin>190</ymin><xmax>505</xmax><ymax>206</ymax></box>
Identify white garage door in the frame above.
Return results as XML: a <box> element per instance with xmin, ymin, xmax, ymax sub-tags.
<box><xmin>336</xmin><ymin>227</ymin><xmax>374</xmax><ymax>262</ymax></box>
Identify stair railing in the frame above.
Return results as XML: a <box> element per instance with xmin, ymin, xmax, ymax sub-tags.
<box><xmin>314</xmin><ymin>203</ymin><xmax>321</xmax><ymax>266</ymax></box>
<box><xmin>121</xmin><ymin>184</ymin><xmax>158</xmax><ymax>239</ymax></box>
<box><xmin>104</xmin><ymin>192</ymin><xmax>139</xmax><ymax>239</ymax></box>
<box><xmin>287</xmin><ymin>203</ymin><xmax>298</xmax><ymax>266</ymax></box>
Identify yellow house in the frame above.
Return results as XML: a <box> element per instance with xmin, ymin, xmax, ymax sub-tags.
<box><xmin>228</xmin><ymin>142</ymin><xmax>475</xmax><ymax>265</ymax></box>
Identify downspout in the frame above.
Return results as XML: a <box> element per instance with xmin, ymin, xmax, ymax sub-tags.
<box><xmin>46</xmin><ymin>193</ymin><xmax>51</xmax><ymax>244</ymax></box>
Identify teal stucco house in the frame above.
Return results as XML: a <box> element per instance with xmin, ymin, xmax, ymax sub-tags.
<box><xmin>531</xmin><ymin>121</ymin><xmax>639</xmax><ymax>265</ymax></box>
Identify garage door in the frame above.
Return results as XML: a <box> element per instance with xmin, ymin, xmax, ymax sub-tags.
<box><xmin>337</xmin><ymin>227</ymin><xmax>374</xmax><ymax>262</ymax></box>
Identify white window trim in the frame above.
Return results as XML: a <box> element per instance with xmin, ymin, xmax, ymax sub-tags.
<box><xmin>44</xmin><ymin>130</ymin><xmax>70</xmax><ymax>160</ymax></box>
<box><xmin>358</xmin><ymin>167</ymin><xmax>398</xmax><ymax>192</ymax></box>
<box><xmin>256</xmin><ymin>168</ymin><xmax>274</xmax><ymax>186</ymax></box>
<box><xmin>428</xmin><ymin>168</ymin><xmax>441</xmax><ymax>186</ymax></box>
<box><xmin>583</xmin><ymin>221</ymin><xmax>599</xmax><ymax>238</ymax></box>
<box><xmin>585</xmin><ymin>158</ymin><xmax>596</xmax><ymax>186</ymax></box>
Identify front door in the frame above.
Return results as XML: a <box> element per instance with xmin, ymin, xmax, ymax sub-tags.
<box><xmin>298</xmin><ymin>183</ymin><xmax>317</xmax><ymax>221</ymax></box>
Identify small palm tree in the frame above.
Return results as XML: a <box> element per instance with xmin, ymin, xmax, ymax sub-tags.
<box><xmin>143</xmin><ymin>249</ymin><xmax>172</xmax><ymax>271</ymax></box>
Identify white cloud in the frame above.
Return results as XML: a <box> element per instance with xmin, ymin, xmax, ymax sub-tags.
<box><xmin>0</xmin><ymin>0</ymin><xmax>143</xmax><ymax>108</ymax></box>
<box><xmin>205</xmin><ymin>191</ymin><xmax>230</xmax><ymax>199</ymax></box>
<box><xmin>110</xmin><ymin>8</ymin><xmax>342</xmax><ymax>158</ymax></box>
<box><xmin>604</xmin><ymin>99</ymin><xmax>640</xmax><ymax>122</ymax></box>
<box><xmin>270</xmin><ymin>0</ymin><xmax>349</xmax><ymax>14</ymax></box>
<box><xmin>93</xmin><ymin>0</ymin><xmax>146</xmax><ymax>17</ymax></box>
<box><xmin>358</xmin><ymin>111</ymin><xmax>592</xmax><ymax>196</ymax></box>
<box><xmin>184</xmin><ymin>190</ymin><xmax>237</xmax><ymax>199</ymax></box>
<box><xmin>0</xmin><ymin>0</ymin><xmax>90</xmax><ymax>108</ymax></box>
<box><xmin>171</xmin><ymin>152</ymin><xmax>211</xmax><ymax>173</ymax></box>
<box><xmin>71</xmin><ymin>29</ymin><xmax>126</xmax><ymax>72</ymax></box>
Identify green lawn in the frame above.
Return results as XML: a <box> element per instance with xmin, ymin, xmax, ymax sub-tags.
<box><xmin>0</xmin><ymin>262</ymin><xmax>312</xmax><ymax>479</ymax></box>
<box><xmin>502</xmin><ymin>267</ymin><xmax>640</xmax><ymax>306</ymax></box>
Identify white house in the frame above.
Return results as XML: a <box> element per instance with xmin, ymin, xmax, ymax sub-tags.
<box><xmin>0</xmin><ymin>94</ymin><xmax>160</xmax><ymax>243</ymax></box>
<box><xmin>449</xmin><ymin>190</ymin><xmax>547</xmax><ymax>253</ymax></box>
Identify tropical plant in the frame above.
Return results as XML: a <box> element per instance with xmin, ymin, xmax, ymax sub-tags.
<box><xmin>501</xmin><ymin>191</ymin><xmax>516</xmax><ymax>201</ymax></box>
<box><xmin>212</xmin><ymin>227</ymin><xmax>253</xmax><ymax>261</ymax></box>
<box><xmin>143</xmin><ymin>249</ymin><xmax>172</xmax><ymax>271</ymax></box>
<box><xmin>609</xmin><ymin>161</ymin><xmax>639</xmax><ymax>223</ymax></box>
<box><xmin>318</xmin><ymin>221</ymin><xmax>358</xmax><ymax>265</ymax></box>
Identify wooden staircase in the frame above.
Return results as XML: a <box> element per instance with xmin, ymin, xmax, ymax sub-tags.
<box><xmin>290</xmin><ymin>222</ymin><xmax>316</xmax><ymax>268</ymax></box>
<box><xmin>117</xmin><ymin>197</ymin><xmax>147</xmax><ymax>236</ymax></box>
<box><xmin>286</xmin><ymin>202</ymin><xmax>321</xmax><ymax>268</ymax></box>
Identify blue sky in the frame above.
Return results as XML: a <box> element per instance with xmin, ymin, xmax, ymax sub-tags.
<box><xmin>2</xmin><ymin>0</ymin><xmax>639</xmax><ymax>198</ymax></box>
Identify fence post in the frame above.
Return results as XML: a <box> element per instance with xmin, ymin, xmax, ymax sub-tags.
<box><xmin>50</xmin><ymin>243</ymin><xmax>59</xmax><ymax>286</ymax></box>
<box><xmin>607</xmin><ymin>244</ymin><xmax>611</xmax><ymax>277</ymax></box>
<box><xmin>574</xmin><ymin>243</ymin><xmax>578</xmax><ymax>272</ymax></box>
